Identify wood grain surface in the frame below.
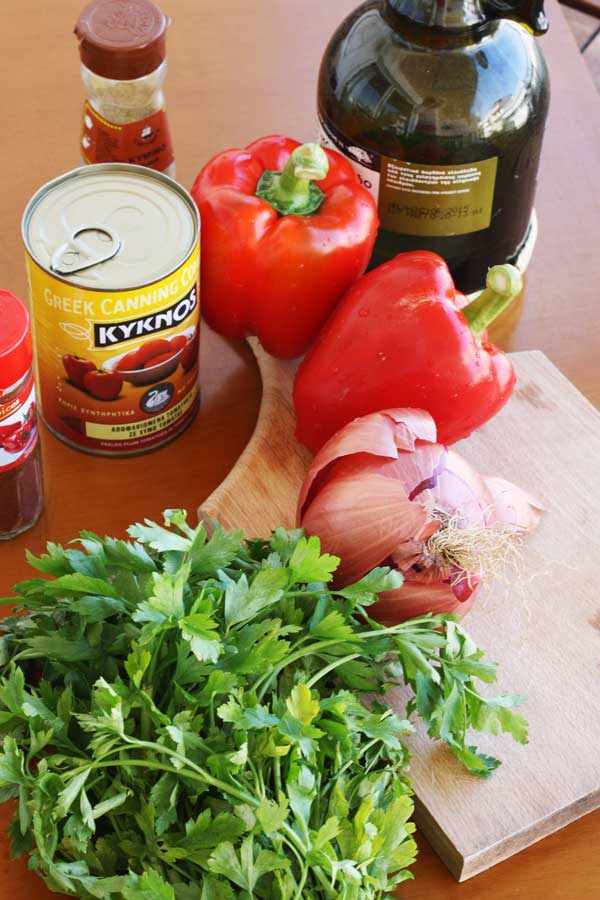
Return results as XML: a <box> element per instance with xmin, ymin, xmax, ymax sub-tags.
<box><xmin>202</xmin><ymin>346</ymin><xmax>600</xmax><ymax>881</ymax></box>
<box><xmin>1</xmin><ymin>0</ymin><xmax>600</xmax><ymax>897</ymax></box>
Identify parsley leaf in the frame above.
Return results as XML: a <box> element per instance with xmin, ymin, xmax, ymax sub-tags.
<box><xmin>289</xmin><ymin>535</ymin><xmax>339</xmax><ymax>584</ymax></box>
<box><xmin>286</xmin><ymin>683</ymin><xmax>320</xmax><ymax>725</ymax></box>
<box><xmin>180</xmin><ymin>613</ymin><xmax>222</xmax><ymax>663</ymax></box>
<box><xmin>224</xmin><ymin>568</ymin><xmax>288</xmax><ymax>627</ymax></box>
<box><xmin>123</xmin><ymin>869</ymin><xmax>176</xmax><ymax>899</ymax></box>
<box><xmin>190</xmin><ymin>525</ymin><xmax>244</xmax><ymax>577</ymax></box>
<box><xmin>336</xmin><ymin>566</ymin><xmax>404</xmax><ymax>605</ymax></box>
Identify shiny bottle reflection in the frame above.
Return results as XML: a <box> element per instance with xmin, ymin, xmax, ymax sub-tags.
<box><xmin>318</xmin><ymin>0</ymin><xmax>550</xmax><ymax>293</ymax></box>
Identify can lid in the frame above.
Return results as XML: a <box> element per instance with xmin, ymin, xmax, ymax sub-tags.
<box><xmin>75</xmin><ymin>0</ymin><xmax>169</xmax><ymax>81</ymax></box>
<box><xmin>0</xmin><ymin>291</ymin><xmax>32</xmax><ymax>390</ymax></box>
<box><xmin>24</xmin><ymin>164</ymin><xmax>199</xmax><ymax>291</ymax></box>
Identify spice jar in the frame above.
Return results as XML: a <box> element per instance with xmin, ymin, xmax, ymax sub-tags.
<box><xmin>0</xmin><ymin>291</ymin><xmax>43</xmax><ymax>540</ymax></box>
<box><xmin>75</xmin><ymin>0</ymin><xmax>175</xmax><ymax>176</ymax></box>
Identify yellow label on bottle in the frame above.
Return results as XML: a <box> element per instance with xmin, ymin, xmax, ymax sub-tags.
<box><xmin>378</xmin><ymin>157</ymin><xmax>498</xmax><ymax>237</ymax></box>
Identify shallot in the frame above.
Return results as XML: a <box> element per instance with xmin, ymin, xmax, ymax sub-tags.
<box><xmin>297</xmin><ymin>409</ymin><xmax>542</xmax><ymax>624</ymax></box>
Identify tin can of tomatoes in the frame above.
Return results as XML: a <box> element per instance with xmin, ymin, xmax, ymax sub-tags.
<box><xmin>22</xmin><ymin>163</ymin><xmax>200</xmax><ymax>456</ymax></box>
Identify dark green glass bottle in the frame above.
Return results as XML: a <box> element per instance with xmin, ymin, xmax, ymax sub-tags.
<box><xmin>318</xmin><ymin>0</ymin><xmax>550</xmax><ymax>293</ymax></box>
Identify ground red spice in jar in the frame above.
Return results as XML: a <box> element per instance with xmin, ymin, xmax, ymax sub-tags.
<box><xmin>0</xmin><ymin>291</ymin><xmax>43</xmax><ymax>539</ymax></box>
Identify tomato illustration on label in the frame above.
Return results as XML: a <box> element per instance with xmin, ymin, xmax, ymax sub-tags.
<box><xmin>115</xmin><ymin>349</ymin><xmax>141</xmax><ymax>372</ymax></box>
<box><xmin>131</xmin><ymin>339</ymin><xmax>174</xmax><ymax>368</ymax></box>
<box><xmin>83</xmin><ymin>371</ymin><xmax>123</xmax><ymax>401</ymax></box>
<box><xmin>63</xmin><ymin>355</ymin><xmax>96</xmax><ymax>388</ymax></box>
<box><xmin>169</xmin><ymin>334</ymin><xmax>188</xmax><ymax>353</ymax></box>
<box><xmin>111</xmin><ymin>333</ymin><xmax>190</xmax><ymax>383</ymax></box>
<box><xmin>143</xmin><ymin>352</ymin><xmax>178</xmax><ymax>369</ymax></box>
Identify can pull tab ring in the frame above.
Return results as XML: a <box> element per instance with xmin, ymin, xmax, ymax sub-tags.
<box><xmin>51</xmin><ymin>225</ymin><xmax>121</xmax><ymax>275</ymax></box>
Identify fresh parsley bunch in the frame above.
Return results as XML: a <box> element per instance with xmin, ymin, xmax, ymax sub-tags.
<box><xmin>0</xmin><ymin>511</ymin><xmax>527</xmax><ymax>899</ymax></box>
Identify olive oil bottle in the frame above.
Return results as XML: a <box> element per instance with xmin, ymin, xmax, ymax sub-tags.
<box><xmin>318</xmin><ymin>0</ymin><xmax>550</xmax><ymax>293</ymax></box>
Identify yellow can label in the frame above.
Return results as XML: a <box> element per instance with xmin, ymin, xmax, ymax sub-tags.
<box><xmin>26</xmin><ymin>245</ymin><xmax>200</xmax><ymax>454</ymax></box>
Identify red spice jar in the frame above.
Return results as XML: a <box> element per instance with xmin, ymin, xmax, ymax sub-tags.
<box><xmin>0</xmin><ymin>291</ymin><xmax>43</xmax><ymax>539</ymax></box>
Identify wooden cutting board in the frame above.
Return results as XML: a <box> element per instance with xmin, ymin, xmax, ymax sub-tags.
<box><xmin>201</xmin><ymin>342</ymin><xmax>600</xmax><ymax>882</ymax></box>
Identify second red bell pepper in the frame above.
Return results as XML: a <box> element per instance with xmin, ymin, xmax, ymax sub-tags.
<box><xmin>190</xmin><ymin>135</ymin><xmax>378</xmax><ymax>359</ymax></box>
<box><xmin>294</xmin><ymin>251</ymin><xmax>522</xmax><ymax>452</ymax></box>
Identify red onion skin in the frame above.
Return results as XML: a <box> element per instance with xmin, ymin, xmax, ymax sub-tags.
<box><xmin>369</xmin><ymin>581</ymin><xmax>479</xmax><ymax>626</ymax></box>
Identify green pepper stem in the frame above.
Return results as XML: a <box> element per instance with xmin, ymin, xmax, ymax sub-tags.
<box><xmin>461</xmin><ymin>264</ymin><xmax>523</xmax><ymax>338</ymax></box>
<box><xmin>256</xmin><ymin>143</ymin><xmax>329</xmax><ymax>216</ymax></box>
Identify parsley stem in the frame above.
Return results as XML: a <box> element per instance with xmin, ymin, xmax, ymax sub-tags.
<box><xmin>247</xmin><ymin>756</ymin><xmax>263</xmax><ymax>798</ymax></box>
<box><xmin>255</xmin><ymin>637</ymin><xmax>360</xmax><ymax>700</ymax></box>
<box><xmin>108</xmin><ymin>812</ymin><xmax>123</xmax><ymax>840</ymax></box>
<box><xmin>306</xmin><ymin>653</ymin><xmax>361</xmax><ymax>689</ymax></box>
<box><xmin>72</xmin><ymin>757</ymin><xmax>256</xmax><ymax>807</ymax></box>
<box><xmin>140</xmin><ymin>701</ymin><xmax>151</xmax><ymax>742</ymax></box>
<box><xmin>280</xmin><ymin>821</ymin><xmax>309</xmax><ymax>856</ymax></box>
<box><xmin>278</xmin><ymin>831</ymin><xmax>308</xmax><ymax>883</ymax></box>
<box><xmin>144</xmin><ymin>633</ymin><xmax>164</xmax><ymax>687</ymax></box>
<box><xmin>294</xmin><ymin>863</ymin><xmax>309</xmax><ymax>900</ymax></box>
<box><xmin>319</xmin><ymin>739</ymin><xmax>380</xmax><ymax>798</ymax></box>
<box><xmin>125</xmin><ymin>736</ymin><xmax>258</xmax><ymax>802</ymax></box>
<box><xmin>273</xmin><ymin>756</ymin><xmax>282</xmax><ymax>796</ymax></box>
<box><xmin>353</xmin><ymin>623</ymin><xmax>420</xmax><ymax>639</ymax></box>
<box><xmin>255</xmin><ymin>619</ymin><xmax>441</xmax><ymax>701</ymax></box>
<box><xmin>164</xmin><ymin>858</ymin><xmax>195</xmax><ymax>882</ymax></box>
<box><xmin>232</xmin><ymin>556</ymin><xmax>256</xmax><ymax>571</ymax></box>
<box><xmin>314</xmin><ymin>864</ymin><xmax>338</xmax><ymax>898</ymax></box>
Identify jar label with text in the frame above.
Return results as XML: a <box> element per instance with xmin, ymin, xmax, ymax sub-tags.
<box><xmin>81</xmin><ymin>101</ymin><xmax>174</xmax><ymax>171</ymax></box>
<box><xmin>0</xmin><ymin>379</ymin><xmax>38</xmax><ymax>473</ymax></box>
<box><xmin>318</xmin><ymin>114</ymin><xmax>497</xmax><ymax>237</ymax></box>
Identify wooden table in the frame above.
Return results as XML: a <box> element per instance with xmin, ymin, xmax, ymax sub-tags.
<box><xmin>1</xmin><ymin>1</ymin><xmax>600</xmax><ymax>897</ymax></box>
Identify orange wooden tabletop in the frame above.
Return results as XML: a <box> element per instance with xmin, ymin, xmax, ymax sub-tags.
<box><xmin>1</xmin><ymin>1</ymin><xmax>600</xmax><ymax>898</ymax></box>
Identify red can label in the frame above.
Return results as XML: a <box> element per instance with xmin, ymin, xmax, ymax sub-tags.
<box><xmin>80</xmin><ymin>101</ymin><xmax>174</xmax><ymax>172</ymax></box>
<box><xmin>0</xmin><ymin>379</ymin><xmax>38</xmax><ymax>472</ymax></box>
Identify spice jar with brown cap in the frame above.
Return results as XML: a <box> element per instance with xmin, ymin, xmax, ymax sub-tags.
<box><xmin>75</xmin><ymin>0</ymin><xmax>175</xmax><ymax>176</ymax></box>
<box><xmin>0</xmin><ymin>291</ymin><xmax>43</xmax><ymax>540</ymax></box>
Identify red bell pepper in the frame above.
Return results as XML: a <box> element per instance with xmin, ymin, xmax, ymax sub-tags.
<box><xmin>294</xmin><ymin>251</ymin><xmax>522</xmax><ymax>452</ymax></box>
<box><xmin>190</xmin><ymin>136</ymin><xmax>378</xmax><ymax>359</ymax></box>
